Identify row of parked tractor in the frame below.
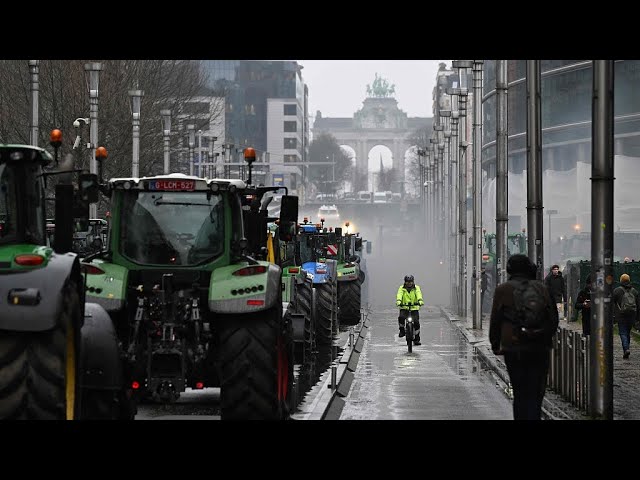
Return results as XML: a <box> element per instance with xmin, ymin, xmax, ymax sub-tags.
<box><xmin>0</xmin><ymin>132</ymin><xmax>369</xmax><ymax>420</ymax></box>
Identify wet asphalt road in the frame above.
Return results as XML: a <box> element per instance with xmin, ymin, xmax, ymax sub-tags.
<box><xmin>340</xmin><ymin>305</ymin><xmax>513</xmax><ymax>420</ymax></box>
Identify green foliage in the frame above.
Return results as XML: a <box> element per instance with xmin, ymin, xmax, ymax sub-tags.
<box><xmin>308</xmin><ymin>133</ymin><xmax>353</xmax><ymax>191</ymax></box>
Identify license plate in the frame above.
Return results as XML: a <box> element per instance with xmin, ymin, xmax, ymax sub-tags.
<box><xmin>147</xmin><ymin>180</ymin><xmax>195</xmax><ymax>191</ymax></box>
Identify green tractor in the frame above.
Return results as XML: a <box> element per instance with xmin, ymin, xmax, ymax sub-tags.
<box><xmin>82</xmin><ymin>165</ymin><xmax>298</xmax><ymax>419</ymax></box>
<box><xmin>0</xmin><ymin>135</ymin><xmax>132</xmax><ymax>419</ymax></box>
<box><xmin>265</xmin><ymin>219</ymin><xmax>315</xmax><ymax>364</ymax></box>
<box><xmin>334</xmin><ymin>222</ymin><xmax>365</xmax><ymax>326</ymax></box>
<box><xmin>297</xmin><ymin>220</ymin><xmax>339</xmax><ymax>346</ymax></box>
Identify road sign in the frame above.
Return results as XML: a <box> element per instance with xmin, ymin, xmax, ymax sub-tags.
<box><xmin>273</xmin><ymin>174</ymin><xmax>284</xmax><ymax>187</ymax></box>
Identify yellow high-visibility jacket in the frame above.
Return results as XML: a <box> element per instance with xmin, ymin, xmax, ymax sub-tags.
<box><xmin>396</xmin><ymin>285</ymin><xmax>424</xmax><ymax>310</ymax></box>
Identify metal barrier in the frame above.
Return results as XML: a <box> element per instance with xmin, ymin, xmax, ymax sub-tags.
<box><xmin>546</xmin><ymin>324</ymin><xmax>590</xmax><ymax>415</ymax></box>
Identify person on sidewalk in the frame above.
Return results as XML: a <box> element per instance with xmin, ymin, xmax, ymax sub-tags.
<box><xmin>396</xmin><ymin>274</ymin><xmax>424</xmax><ymax>346</ymax></box>
<box><xmin>544</xmin><ymin>264</ymin><xmax>567</xmax><ymax>319</ymax></box>
<box><xmin>612</xmin><ymin>273</ymin><xmax>640</xmax><ymax>359</ymax></box>
<box><xmin>489</xmin><ymin>254</ymin><xmax>559</xmax><ymax>420</ymax></box>
<box><xmin>575</xmin><ymin>275</ymin><xmax>593</xmax><ymax>337</ymax></box>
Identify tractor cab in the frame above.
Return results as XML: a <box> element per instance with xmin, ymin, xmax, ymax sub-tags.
<box><xmin>0</xmin><ymin>146</ymin><xmax>51</xmax><ymax>250</ymax></box>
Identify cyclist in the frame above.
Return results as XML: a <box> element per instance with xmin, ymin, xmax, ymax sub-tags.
<box><xmin>396</xmin><ymin>274</ymin><xmax>425</xmax><ymax>345</ymax></box>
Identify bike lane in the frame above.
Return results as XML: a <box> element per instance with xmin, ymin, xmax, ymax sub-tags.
<box><xmin>339</xmin><ymin>306</ymin><xmax>513</xmax><ymax>420</ymax></box>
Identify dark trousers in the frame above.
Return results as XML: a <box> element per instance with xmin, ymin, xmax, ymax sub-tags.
<box><xmin>503</xmin><ymin>350</ymin><xmax>550</xmax><ymax>420</ymax></box>
<box><xmin>618</xmin><ymin>315</ymin><xmax>635</xmax><ymax>352</ymax></box>
<box><xmin>398</xmin><ymin>309</ymin><xmax>420</xmax><ymax>336</ymax></box>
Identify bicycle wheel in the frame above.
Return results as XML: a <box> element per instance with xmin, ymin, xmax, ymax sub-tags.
<box><xmin>405</xmin><ymin>321</ymin><xmax>414</xmax><ymax>353</ymax></box>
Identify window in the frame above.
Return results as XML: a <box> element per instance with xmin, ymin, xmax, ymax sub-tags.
<box><xmin>284</xmin><ymin>137</ymin><xmax>297</xmax><ymax>149</ymax></box>
<box><xmin>284</xmin><ymin>104</ymin><xmax>297</xmax><ymax>115</ymax></box>
<box><xmin>120</xmin><ymin>191</ymin><xmax>225</xmax><ymax>266</ymax></box>
<box><xmin>284</xmin><ymin>121</ymin><xmax>297</xmax><ymax>133</ymax></box>
<box><xmin>284</xmin><ymin>155</ymin><xmax>298</xmax><ymax>163</ymax></box>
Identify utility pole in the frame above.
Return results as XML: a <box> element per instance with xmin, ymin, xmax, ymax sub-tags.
<box><xmin>496</xmin><ymin>60</ymin><xmax>509</xmax><ymax>287</ymax></box>
<box><xmin>590</xmin><ymin>60</ymin><xmax>614</xmax><ymax>420</ymax></box>
<box><xmin>29</xmin><ymin>60</ymin><xmax>40</xmax><ymax>146</ymax></box>
<box><xmin>525</xmin><ymin>60</ymin><xmax>544</xmax><ymax>280</ymax></box>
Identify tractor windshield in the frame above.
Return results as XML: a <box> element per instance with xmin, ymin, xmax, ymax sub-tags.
<box><xmin>120</xmin><ymin>191</ymin><xmax>225</xmax><ymax>266</ymax></box>
<box><xmin>0</xmin><ymin>164</ymin><xmax>17</xmax><ymax>241</ymax></box>
<box><xmin>0</xmin><ymin>162</ymin><xmax>45</xmax><ymax>245</ymax></box>
<box><xmin>300</xmin><ymin>234</ymin><xmax>326</xmax><ymax>264</ymax></box>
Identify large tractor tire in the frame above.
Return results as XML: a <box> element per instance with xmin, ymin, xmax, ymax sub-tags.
<box><xmin>314</xmin><ymin>283</ymin><xmax>335</xmax><ymax>346</ymax></box>
<box><xmin>218</xmin><ymin>306</ymin><xmax>294</xmax><ymax>420</ymax></box>
<box><xmin>0</xmin><ymin>281</ymin><xmax>81</xmax><ymax>420</ymax></box>
<box><xmin>338</xmin><ymin>280</ymin><xmax>361</xmax><ymax>326</ymax></box>
<box><xmin>296</xmin><ymin>281</ymin><xmax>315</xmax><ymax>353</ymax></box>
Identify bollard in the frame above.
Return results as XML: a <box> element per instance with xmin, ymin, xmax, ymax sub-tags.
<box><xmin>585</xmin><ymin>334</ymin><xmax>590</xmax><ymax>415</ymax></box>
<box><xmin>349</xmin><ymin>327</ymin><xmax>354</xmax><ymax>347</ymax></box>
<box><xmin>329</xmin><ymin>362</ymin><xmax>337</xmax><ymax>391</ymax></box>
<box><xmin>553</xmin><ymin>327</ymin><xmax>562</xmax><ymax>393</ymax></box>
<box><xmin>566</xmin><ymin>330</ymin><xmax>573</xmax><ymax>404</ymax></box>
<box><xmin>574</xmin><ymin>331</ymin><xmax>581</xmax><ymax>406</ymax></box>
<box><xmin>579</xmin><ymin>334</ymin><xmax>587</xmax><ymax>411</ymax></box>
<box><xmin>571</xmin><ymin>331</ymin><xmax>578</xmax><ymax>405</ymax></box>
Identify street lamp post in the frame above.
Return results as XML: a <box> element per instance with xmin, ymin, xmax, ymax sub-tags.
<box><xmin>197</xmin><ymin>129</ymin><xmax>203</xmax><ymax>177</ymax></box>
<box><xmin>472</xmin><ymin>59</ymin><xmax>484</xmax><ymax>328</ymax></box>
<box><xmin>129</xmin><ymin>89</ymin><xmax>144</xmax><ymax>177</ymax></box>
<box><xmin>161</xmin><ymin>109</ymin><xmax>171</xmax><ymax>174</ymax></box>
<box><xmin>208</xmin><ymin>136</ymin><xmax>218</xmax><ymax>178</ymax></box>
<box><xmin>84</xmin><ymin>62</ymin><xmax>102</xmax><ymax>219</ymax></box>
<box><xmin>29</xmin><ymin>60</ymin><xmax>40</xmax><ymax>146</ymax></box>
<box><xmin>547</xmin><ymin>209</ymin><xmax>558</xmax><ymax>266</ymax></box>
<box><xmin>187</xmin><ymin>125</ymin><xmax>196</xmax><ymax>176</ymax></box>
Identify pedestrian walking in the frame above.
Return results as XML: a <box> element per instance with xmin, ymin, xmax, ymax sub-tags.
<box><xmin>489</xmin><ymin>254</ymin><xmax>559</xmax><ymax>420</ymax></box>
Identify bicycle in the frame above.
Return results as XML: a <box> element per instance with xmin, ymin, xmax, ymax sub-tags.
<box><xmin>399</xmin><ymin>303</ymin><xmax>416</xmax><ymax>353</ymax></box>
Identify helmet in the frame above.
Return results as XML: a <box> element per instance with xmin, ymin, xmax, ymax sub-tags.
<box><xmin>404</xmin><ymin>275</ymin><xmax>414</xmax><ymax>283</ymax></box>
<box><xmin>506</xmin><ymin>254</ymin><xmax>536</xmax><ymax>278</ymax></box>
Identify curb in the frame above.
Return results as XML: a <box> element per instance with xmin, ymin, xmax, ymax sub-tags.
<box><xmin>293</xmin><ymin>309</ymin><xmax>370</xmax><ymax>420</ymax></box>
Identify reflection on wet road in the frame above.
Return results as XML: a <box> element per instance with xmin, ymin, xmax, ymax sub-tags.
<box><xmin>340</xmin><ymin>306</ymin><xmax>512</xmax><ymax>420</ymax></box>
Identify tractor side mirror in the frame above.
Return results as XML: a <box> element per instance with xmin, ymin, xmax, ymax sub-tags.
<box><xmin>327</xmin><ymin>232</ymin><xmax>337</xmax><ymax>244</ymax></box>
<box><xmin>79</xmin><ymin>173</ymin><xmax>100</xmax><ymax>204</ymax></box>
<box><xmin>279</xmin><ymin>195</ymin><xmax>298</xmax><ymax>224</ymax></box>
<box><xmin>355</xmin><ymin>237</ymin><xmax>363</xmax><ymax>251</ymax></box>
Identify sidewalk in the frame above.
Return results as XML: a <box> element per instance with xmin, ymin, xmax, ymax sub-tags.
<box><xmin>442</xmin><ymin>306</ymin><xmax>640</xmax><ymax>420</ymax></box>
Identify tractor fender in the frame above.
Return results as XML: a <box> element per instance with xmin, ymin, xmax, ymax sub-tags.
<box><xmin>209</xmin><ymin>263</ymin><xmax>281</xmax><ymax>314</ymax></box>
<box><xmin>80</xmin><ymin>303</ymin><xmax>124</xmax><ymax>391</ymax></box>
<box><xmin>0</xmin><ymin>251</ymin><xmax>81</xmax><ymax>332</ymax></box>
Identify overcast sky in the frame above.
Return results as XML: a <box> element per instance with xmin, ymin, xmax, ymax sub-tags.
<box><xmin>298</xmin><ymin>60</ymin><xmax>449</xmax><ymax>120</ymax></box>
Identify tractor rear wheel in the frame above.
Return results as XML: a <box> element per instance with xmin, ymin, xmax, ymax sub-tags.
<box><xmin>338</xmin><ymin>280</ymin><xmax>361</xmax><ymax>326</ymax></box>
<box><xmin>0</xmin><ymin>281</ymin><xmax>81</xmax><ymax>419</ymax></box>
<box><xmin>218</xmin><ymin>306</ymin><xmax>293</xmax><ymax>420</ymax></box>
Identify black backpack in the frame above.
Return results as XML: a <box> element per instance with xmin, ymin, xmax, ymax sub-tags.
<box><xmin>509</xmin><ymin>278</ymin><xmax>549</xmax><ymax>342</ymax></box>
<box><xmin>618</xmin><ymin>287</ymin><xmax>638</xmax><ymax>314</ymax></box>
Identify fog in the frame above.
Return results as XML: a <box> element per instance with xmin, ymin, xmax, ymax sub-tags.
<box><xmin>299</xmin><ymin>202</ymin><xmax>451</xmax><ymax>309</ymax></box>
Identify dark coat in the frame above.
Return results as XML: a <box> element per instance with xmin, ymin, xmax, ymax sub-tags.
<box><xmin>575</xmin><ymin>286</ymin><xmax>592</xmax><ymax>335</ymax></box>
<box><xmin>489</xmin><ymin>273</ymin><xmax>559</xmax><ymax>353</ymax></box>
<box><xmin>544</xmin><ymin>271</ymin><xmax>567</xmax><ymax>303</ymax></box>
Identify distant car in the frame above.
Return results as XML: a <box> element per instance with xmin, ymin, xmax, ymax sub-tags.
<box><xmin>373</xmin><ymin>192</ymin><xmax>388</xmax><ymax>203</ymax></box>
<box><xmin>342</xmin><ymin>192</ymin><xmax>357</xmax><ymax>201</ymax></box>
<box><xmin>317</xmin><ymin>204</ymin><xmax>340</xmax><ymax>224</ymax></box>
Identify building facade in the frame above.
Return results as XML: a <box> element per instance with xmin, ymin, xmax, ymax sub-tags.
<box><xmin>201</xmin><ymin>60</ymin><xmax>309</xmax><ymax>190</ymax></box>
<box><xmin>481</xmin><ymin>60</ymin><xmax>640</xmax><ymax>249</ymax></box>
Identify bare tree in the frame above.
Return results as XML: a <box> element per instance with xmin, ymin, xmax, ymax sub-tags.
<box><xmin>0</xmin><ymin>60</ymin><xmax>226</xmax><ymax>214</ymax></box>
